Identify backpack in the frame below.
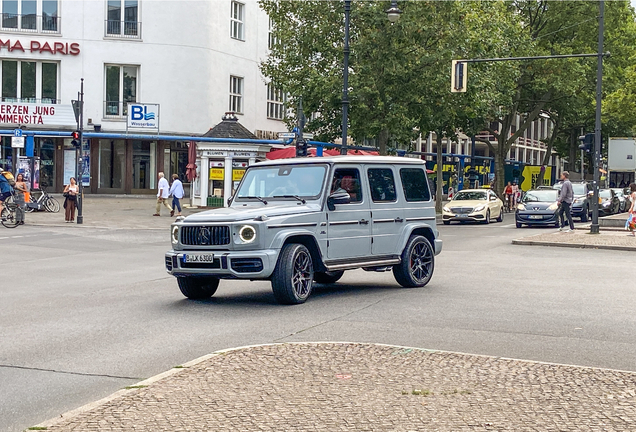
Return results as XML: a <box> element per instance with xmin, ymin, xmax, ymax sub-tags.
<box><xmin>1</xmin><ymin>171</ymin><xmax>15</xmax><ymax>186</ymax></box>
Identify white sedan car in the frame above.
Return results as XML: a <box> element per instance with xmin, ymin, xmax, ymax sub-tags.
<box><xmin>442</xmin><ymin>189</ymin><xmax>504</xmax><ymax>225</ymax></box>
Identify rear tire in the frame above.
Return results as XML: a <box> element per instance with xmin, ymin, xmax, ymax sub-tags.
<box><xmin>1</xmin><ymin>207</ymin><xmax>22</xmax><ymax>228</ymax></box>
<box><xmin>516</xmin><ymin>222</ymin><xmax>522</xmax><ymax>228</ymax></box>
<box><xmin>177</xmin><ymin>276</ymin><xmax>219</xmax><ymax>300</ymax></box>
<box><xmin>393</xmin><ymin>235</ymin><xmax>434</xmax><ymax>288</ymax></box>
<box><xmin>314</xmin><ymin>270</ymin><xmax>344</xmax><ymax>284</ymax></box>
<box><xmin>271</xmin><ymin>243</ymin><xmax>314</xmax><ymax>305</ymax></box>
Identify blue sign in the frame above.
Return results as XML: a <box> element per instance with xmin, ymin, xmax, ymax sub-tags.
<box><xmin>14</xmin><ymin>129</ymin><xmax>22</xmax><ymax>137</ymax></box>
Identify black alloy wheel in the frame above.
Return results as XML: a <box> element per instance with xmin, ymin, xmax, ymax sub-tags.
<box><xmin>271</xmin><ymin>243</ymin><xmax>314</xmax><ymax>305</ymax></box>
<box><xmin>393</xmin><ymin>235</ymin><xmax>434</xmax><ymax>288</ymax></box>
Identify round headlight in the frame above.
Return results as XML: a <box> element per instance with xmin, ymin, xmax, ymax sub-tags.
<box><xmin>239</xmin><ymin>225</ymin><xmax>256</xmax><ymax>243</ymax></box>
<box><xmin>171</xmin><ymin>226</ymin><xmax>179</xmax><ymax>244</ymax></box>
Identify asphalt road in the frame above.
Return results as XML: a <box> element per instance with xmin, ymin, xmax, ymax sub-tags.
<box><xmin>1</xmin><ymin>218</ymin><xmax>634</xmax><ymax>431</ymax></box>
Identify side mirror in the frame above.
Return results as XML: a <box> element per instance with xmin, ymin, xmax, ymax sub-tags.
<box><xmin>327</xmin><ymin>190</ymin><xmax>351</xmax><ymax>211</ymax></box>
<box><xmin>227</xmin><ymin>196</ymin><xmax>233</xmax><ymax>206</ymax></box>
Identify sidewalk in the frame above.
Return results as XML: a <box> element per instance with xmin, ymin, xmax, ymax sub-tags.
<box><xmin>33</xmin><ymin>343</ymin><xmax>636</xmax><ymax>431</ymax></box>
<box><xmin>23</xmin><ymin>195</ymin><xmax>205</xmax><ymax>230</ymax></box>
<box><xmin>513</xmin><ymin>228</ymin><xmax>636</xmax><ymax>251</ymax></box>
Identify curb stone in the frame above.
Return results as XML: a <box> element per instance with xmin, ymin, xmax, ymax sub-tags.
<box><xmin>29</xmin><ymin>341</ymin><xmax>636</xmax><ymax>431</ymax></box>
<box><xmin>512</xmin><ymin>238</ymin><xmax>636</xmax><ymax>252</ymax></box>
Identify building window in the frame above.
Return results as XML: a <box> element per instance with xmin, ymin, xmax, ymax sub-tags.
<box><xmin>104</xmin><ymin>64</ymin><xmax>138</xmax><ymax>117</ymax></box>
<box><xmin>267</xmin><ymin>84</ymin><xmax>284</xmax><ymax>120</ymax></box>
<box><xmin>229</xmin><ymin>75</ymin><xmax>243</xmax><ymax>114</ymax></box>
<box><xmin>0</xmin><ymin>0</ymin><xmax>58</xmax><ymax>33</ymax></box>
<box><xmin>268</xmin><ymin>16</ymin><xmax>277</xmax><ymax>49</ymax></box>
<box><xmin>230</xmin><ymin>1</ymin><xmax>244</xmax><ymax>40</ymax></box>
<box><xmin>106</xmin><ymin>0</ymin><xmax>140</xmax><ymax>38</ymax></box>
<box><xmin>0</xmin><ymin>60</ymin><xmax>57</xmax><ymax>103</ymax></box>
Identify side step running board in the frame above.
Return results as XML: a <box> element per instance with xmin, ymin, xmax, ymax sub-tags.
<box><xmin>325</xmin><ymin>258</ymin><xmax>400</xmax><ymax>272</ymax></box>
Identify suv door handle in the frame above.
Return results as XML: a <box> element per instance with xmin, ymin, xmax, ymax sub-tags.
<box><xmin>359</xmin><ymin>219</ymin><xmax>370</xmax><ymax>225</ymax></box>
<box><xmin>394</xmin><ymin>217</ymin><xmax>403</xmax><ymax>223</ymax></box>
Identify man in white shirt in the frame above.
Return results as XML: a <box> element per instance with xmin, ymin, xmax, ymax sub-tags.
<box><xmin>169</xmin><ymin>173</ymin><xmax>185</xmax><ymax>217</ymax></box>
<box><xmin>154</xmin><ymin>172</ymin><xmax>173</xmax><ymax>216</ymax></box>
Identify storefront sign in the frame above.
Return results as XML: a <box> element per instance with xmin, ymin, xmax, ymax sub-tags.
<box><xmin>230</xmin><ymin>151</ymin><xmax>256</xmax><ymax>158</ymax></box>
<box><xmin>232</xmin><ymin>169</ymin><xmax>246</xmax><ymax>181</ymax></box>
<box><xmin>0</xmin><ymin>103</ymin><xmax>76</xmax><ymax>126</ymax></box>
<box><xmin>202</xmin><ymin>151</ymin><xmax>228</xmax><ymax>157</ymax></box>
<box><xmin>127</xmin><ymin>103</ymin><xmax>159</xmax><ymax>130</ymax></box>
<box><xmin>209</xmin><ymin>168</ymin><xmax>224</xmax><ymax>180</ymax></box>
<box><xmin>11</xmin><ymin>136</ymin><xmax>24</xmax><ymax>148</ymax></box>
<box><xmin>63</xmin><ymin>150</ymin><xmax>76</xmax><ymax>185</ymax></box>
<box><xmin>0</xmin><ymin>39</ymin><xmax>80</xmax><ymax>55</ymax></box>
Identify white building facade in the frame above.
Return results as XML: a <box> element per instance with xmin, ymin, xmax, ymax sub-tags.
<box><xmin>0</xmin><ymin>0</ymin><xmax>284</xmax><ymax>194</ymax></box>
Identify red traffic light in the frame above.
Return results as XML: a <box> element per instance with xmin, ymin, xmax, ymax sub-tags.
<box><xmin>72</xmin><ymin>130</ymin><xmax>80</xmax><ymax>140</ymax></box>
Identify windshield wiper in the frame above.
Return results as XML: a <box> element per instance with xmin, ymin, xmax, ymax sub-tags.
<box><xmin>273</xmin><ymin>195</ymin><xmax>306</xmax><ymax>204</ymax></box>
<box><xmin>243</xmin><ymin>196</ymin><xmax>268</xmax><ymax>205</ymax></box>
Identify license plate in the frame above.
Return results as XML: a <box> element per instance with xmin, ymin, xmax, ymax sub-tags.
<box><xmin>529</xmin><ymin>215</ymin><xmax>543</xmax><ymax>220</ymax></box>
<box><xmin>183</xmin><ymin>253</ymin><xmax>215</xmax><ymax>263</ymax></box>
<box><xmin>458</xmin><ymin>214</ymin><xmax>468</xmax><ymax>218</ymax></box>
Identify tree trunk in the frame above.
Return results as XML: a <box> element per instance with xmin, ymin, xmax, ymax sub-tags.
<box><xmin>537</xmin><ymin>118</ymin><xmax>559</xmax><ymax>186</ymax></box>
<box><xmin>495</xmin><ymin>149</ymin><xmax>506</xmax><ymax>198</ymax></box>
<box><xmin>378</xmin><ymin>129</ymin><xmax>389</xmax><ymax>156</ymax></box>
<box><xmin>435</xmin><ymin>132</ymin><xmax>444</xmax><ymax>213</ymax></box>
<box><xmin>568</xmin><ymin>128</ymin><xmax>577</xmax><ymax>175</ymax></box>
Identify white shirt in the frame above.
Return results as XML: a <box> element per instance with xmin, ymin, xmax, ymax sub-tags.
<box><xmin>169</xmin><ymin>179</ymin><xmax>185</xmax><ymax>199</ymax></box>
<box><xmin>157</xmin><ymin>177</ymin><xmax>170</xmax><ymax>198</ymax></box>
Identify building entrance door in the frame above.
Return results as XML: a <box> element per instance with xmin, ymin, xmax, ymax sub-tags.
<box><xmin>98</xmin><ymin>139</ymin><xmax>125</xmax><ymax>193</ymax></box>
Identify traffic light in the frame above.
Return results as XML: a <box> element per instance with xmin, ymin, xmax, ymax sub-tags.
<box><xmin>578</xmin><ymin>133</ymin><xmax>594</xmax><ymax>153</ymax></box>
<box><xmin>71</xmin><ymin>130</ymin><xmax>80</xmax><ymax>148</ymax></box>
<box><xmin>295</xmin><ymin>137</ymin><xmax>308</xmax><ymax>157</ymax></box>
<box><xmin>451</xmin><ymin>60</ymin><xmax>467</xmax><ymax>93</ymax></box>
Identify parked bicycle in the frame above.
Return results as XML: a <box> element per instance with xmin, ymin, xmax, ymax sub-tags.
<box><xmin>1</xmin><ymin>190</ymin><xmax>24</xmax><ymax>228</ymax></box>
<box><xmin>27</xmin><ymin>184</ymin><xmax>60</xmax><ymax>213</ymax></box>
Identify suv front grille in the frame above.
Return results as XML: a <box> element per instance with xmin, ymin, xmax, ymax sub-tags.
<box><xmin>181</xmin><ymin>226</ymin><xmax>231</xmax><ymax>246</ymax></box>
<box><xmin>450</xmin><ymin>207</ymin><xmax>473</xmax><ymax>214</ymax></box>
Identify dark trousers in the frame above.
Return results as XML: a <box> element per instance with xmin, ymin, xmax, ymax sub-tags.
<box><xmin>64</xmin><ymin>198</ymin><xmax>76</xmax><ymax>221</ymax></box>
<box><xmin>172</xmin><ymin>197</ymin><xmax>181</xmax><ymax>213</ymax></box>
<box><xmin>558</xmin><ymin>201</ymin><xmax>574</xmax><ymax>229</ymax></box>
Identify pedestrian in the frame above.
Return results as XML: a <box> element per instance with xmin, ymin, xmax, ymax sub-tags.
<box><xmin>14</xmin><ymin>172</ymin><xmax>28</xmax><ymax>225</ymax></box>
<box><xmin>512</xmin><ymin>181</ymin><xmax>520</xmax><ymax>205</ymax></box>
<box><xmin>169</xmin><ymin>174</ymin><xmax>184</xmax><ymax>217</ymax></box>
<box><xmin>504</xmin><ymin>181</ymin><xmax>513</xmax><ymax>211</ymax></box>
<box><xmin>154</xmin><ymin>172</ymin><xmax>172</xmax><ymax>216</ymax></box>
<box><xmin>557</xmin><ymin>171</ymin><xmax>575</xmax><ymax>232</ymax></box>
<box><xmin>63</xmin><ymin>177</ymin><xmax>79</xmax><ymax>223</ymax></box>
<box><xmin>0</xmin><ymin>168</ymin><xmax>14</xmax><ymax>220</ymax></box>
<box><xmin>626</xmin><ymin>183</ymin><xmax>636</xmax><ymax>237</ymax></box>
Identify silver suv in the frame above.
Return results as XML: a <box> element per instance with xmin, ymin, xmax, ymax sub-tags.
<box><xmin>165</xmin><ymin>156</ymin><xmax>442</xmax><ymax>304</ymax></box>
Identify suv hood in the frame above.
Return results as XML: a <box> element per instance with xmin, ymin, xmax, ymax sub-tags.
<box><xmin>182</xmin><ymin>202</ymin><xmax>321</xmax><ymax>223</ymax></box>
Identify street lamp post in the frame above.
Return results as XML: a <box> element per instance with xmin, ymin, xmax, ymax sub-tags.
<box><xmin>77</xmin><ymin>78</ymin><xmax>84</xmax><ymax>224</ymax></box>
<box><xmin>340</xmin><ymin>0</ymin><xmax>401</xmax><ymax>155</ymax></box>
<box><xmin>590</xmin><ymin>0</ymin><xmax>605</xmax><ymax>234</ymax></box>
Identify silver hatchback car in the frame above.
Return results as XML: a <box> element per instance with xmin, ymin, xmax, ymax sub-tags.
<box><xmin>165</xmin><ymin>156</ymin><xmax>442</xmax><ymax>304</ymax></box>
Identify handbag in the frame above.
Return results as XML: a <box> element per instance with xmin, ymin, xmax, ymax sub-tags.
<box><xmin>63</xmin><ymin>192</ymin><xmax>69</xmax><ymax>198</ymax></box>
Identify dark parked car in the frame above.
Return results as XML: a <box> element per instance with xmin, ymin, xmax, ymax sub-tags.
<box><xmin>612</xmin><ymin>188</ymin><xmax>630</xmax><ymax>213</ymax></box>
<box><xmin>599</xmin><ymin>189</ymin><xmax>620</xmax><ymax>216</ymax></box>
<box><xmin>515</xmin><ymin>189</ymin><xmax>560</xmax><ymax>228</ymax></box>
<box><xmin>552</xmin><ymin>181</ymin><xmax>592</xmax><ymax>222</ymax></box>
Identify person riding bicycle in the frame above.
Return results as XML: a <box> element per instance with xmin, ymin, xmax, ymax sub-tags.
<box><xmin>504</xmin><ymin>181</ymin><xmax>514</xmax><ymax>211</ymax></box>
<box><xmin>0</xmin><ymin>168</ymin><xmax>15</xmax><ymax>220</ymax></box>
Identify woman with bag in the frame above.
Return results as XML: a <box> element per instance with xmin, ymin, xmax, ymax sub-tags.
<box><xmin>626</xmin><ymin>183</ymin><xmax>636</xmax><ymax>236</ymax></box>
<box><xmin>14</xmin><ymin>173</ymin><xmax>28</xmax><ymax>225</ymax></box>
<box><xmin>63</xmin><ymin>177</ymin><xmax>79</xmax><ymax>223</ymax></box>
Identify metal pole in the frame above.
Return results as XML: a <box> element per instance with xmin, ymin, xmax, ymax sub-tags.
<box><xmin>340</xmin><ymin>0</ymin><xmax>351</xmax><ymax>155</ymax></box>
<box><xmin>591</xmin><ymin>0</ymin><xmax>604</xmax><ymax>234</ymax></box>
<box><xmin>580</xmin><ymin>148</ymin><xmax>584</xmax><ymax>178</ymax></box>
<box><xmin>77</xmin><ymin>78</ymin><xmax>84</xmax><ymax>224</ymax></box>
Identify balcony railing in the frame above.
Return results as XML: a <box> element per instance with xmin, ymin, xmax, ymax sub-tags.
<box><xmin>0</xmin><ymin>13</ymin><xmax>60</xmax><ymax>33</ymax></box>
<box><xmin>105</xmin><ymin>20</ymin><xmax>141</xmax><ymax>39</ymax></box>
<box><xmin>1</xmin><ymin>97</ymin><xmax>60</xmax><ymax>104</ymax></box>
<box><xmin>104</xmin><ymin>100</ymin><xmax>133</xmax><ymax>118</ymax></box>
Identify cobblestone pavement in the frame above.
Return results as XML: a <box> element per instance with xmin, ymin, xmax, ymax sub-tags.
<box><xmin>22</xmin><ymin>195</ymin><xmax>204</xmax><ymax>230</ymax></box>
<box><xmin>37</xmin><ymin>343</ymin><xmax>636</xmax><ymax>431</ymax></box>
<box><xmin>513</xmin><ymin>229</ymin><xmax>636</xmax><ymax>251</ymax></box>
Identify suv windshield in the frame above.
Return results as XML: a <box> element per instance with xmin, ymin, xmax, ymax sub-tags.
<box><xmin>236</xmin><ymin>164</ymin><xmax>327</xmax><ymax>200</ymax></box>
<box><xmin>453</xmin><ymin>191</ymin><xmax>487</xmax><ymax>201</ymax></box>
<box><xmin>523</xmin><ymin>190</ymin><xmax>558</xmax><ymax>202</ymax></box>
<box><xmin>599</xmin><ymin>190</ymin><xmax>612</xmax><ymax>199</ymax></box>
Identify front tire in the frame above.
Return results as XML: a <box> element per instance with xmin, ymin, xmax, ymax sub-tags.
<box><xmin>1</xmin><ymin>207</ymin><xmax>22</xmax><ymax>228</ymax></box>
<box><xmin>516</xmin><ymin>222</ymin><xmax>522</xmax><ymax>228</ymax></box>
<box><xmin>314</xmin><ymin>270</ymin><xmax>344</xmax><ymax>284</ymax></box>
<box><xmin>177</xmin><ymin>276</ymin><xmax>219</xmax><ymax>300</ymax></box>
<box><xmin>482</xmin><ymin>210</ymin><xmax>491</xmax><ymax>224</ymax></box>
<box><xmin>393</xmin><ymin>235</ymin><xmax>434</xmax><ymax>288</ymax></box>
<box><xmin>496</xmin><ymin>209</ymin><xmax>503</xmax><ymax>222</ymax></box>
<box><xmin>45</xmin><ymin>197</ymin><xmax>60</xmax><ymax>213</ymax></box>
<box><xmin>271</xmin><ymin>243</ymin><xmax>314</xmax><ymax>305</ymax></box>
